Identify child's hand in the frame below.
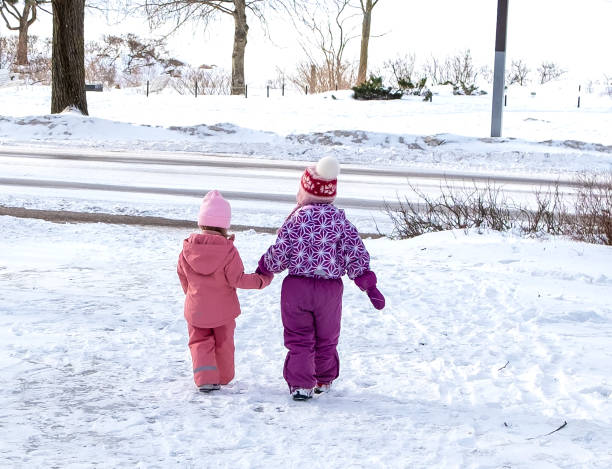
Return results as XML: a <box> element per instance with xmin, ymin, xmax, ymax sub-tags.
<box><xmin>256</xmin><ymin>255</ymin><xmax>273</xmax><ymax>277</ymax></box>
<box><xmin>365</xmin><ymin>286</ymin><xmax>385</xmax><ymax>310</ymax></box>
<box><xmin>354</xmin><ymin>271</ymin><xmax>385</xmax><ymax>310</ymax></box>
<box><xmin>258</xmin><ymin>271</ymin><xmax>274</xmax><ymax>288</ymax></box>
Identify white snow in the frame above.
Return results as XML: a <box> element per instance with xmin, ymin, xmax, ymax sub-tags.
<box><xmin>1</xmin><ymin>216</ymin><xmax>611</xmax><ymax>467</ymax></box>
<box><xmin>1</xmin><ymin>83</ymin><xmax>611</xmax><ymax>177</ymax></box>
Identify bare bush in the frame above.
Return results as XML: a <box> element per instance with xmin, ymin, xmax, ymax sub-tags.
<box><xmin>291</xmin><ymin>60</ymin><xmax>355</xmax><ymax>93</ymax></box>
<box><xmin>383</xmin><ymin>174</ymin><xmax>612</xmax><ymax>246</ymax></box>
<box><xmin>383</xmin><ymin>53</ymin><xmax>416</xmax><ymax>88</ymax></box>
<box><xmin>571</xmin><ymin>173</ymin><xmax>612</xmax><ymax>245</ymax></box>
<box><xmin>171</xmin><ymin>65</ymin><xmax>231</xmax><ymax>95</ymax></box>
<box><xmin>422</xmin><ymin>50</ymin><xmax>480</xmax><ymax>94</ymax></box>
<box><xmin>0</xmin><ymin>34</ymin><xmax>17</xmax><ymax>69</ymax></box>
<box><xmin>520</xmin><ymin>185</ymin><xmax>571</xmax><ymax>236</ymax></box>
<box><xmin>11</xmin><ymin>35</ymin><xmax>51</xmax><ymax>84</ymax></box>
<box><xmin>422</xmin><ymin>55</ymin><xmax>447</xmax><ymax>85</ymax></box>
<box><xmin>604</xmin><ymin>74</ymin><xmax>612</xmax><ymax>97</ymax></box>
<box><xmin>83</xmin><ymin>34</ymin><xmax>183</xmax><ymax>89</ymax></box>
<box><xmin>85</xmin><ymin>40</ymin><xmax>118</xmax><ymax>88</ymax></box>
<box><xmin>538</xmin><ymin>61</ymin><xmax>566</xmax><ymax>84</ymax></box>
<box><xmin>384</xmin><ymin>181</ymin><xmax>515</xmax><ymax>239</ymax></box>
<box><xmin>447</xmin><ymin>49</ymin><xmax>479</xmax><ymax>95</ymax></box>
<box><xmin>506</xmin><ymin>59</ymin><xmax>529</xmax><ymax>86</ymax></box>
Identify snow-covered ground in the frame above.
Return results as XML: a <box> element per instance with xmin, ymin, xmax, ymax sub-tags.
<box><xmin>1</xmin><ymin>215</ymin><xmax>611</xmax><ymax>467</ymax></box>
<box><xmin>1</xmin><ymin>83</ymin><xmax>611</xmax><ymax>177</ymax></box>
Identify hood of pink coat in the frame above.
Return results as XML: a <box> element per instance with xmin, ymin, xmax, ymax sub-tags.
<box><xmin>181</xmin><ymin>233</ymin><xmax>233</xmax><ymax>275</ymax></box>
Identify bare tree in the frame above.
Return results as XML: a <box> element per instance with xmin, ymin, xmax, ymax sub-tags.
<box><xmin>51</xmin><ymin>0</ymin><xmax>87</xmax><ymax>115</ymax></box>
<box><xmin>356</xmin><ymin>0</ymin><xmax>379</xmax><ymax>84</ymax></box>
<box><xmin>538</xmin><ymin>61</ymin><xmax>565</xmax><ymax>84</ymax></box>
<box><xmin>0</xmin><ymin>0</ymin><xmax>49</xmax><ymax>65</ymax></box>
<box><xmin>506</xmin><ymin>59</ymin><xmax>529</xmax><ymax>86</ymax></box>
<box><xmin>291</xmin><ymin>0</ymin><xmax>357</xmax><ymax>93</ymax></box>
<box><xmin>141</xmin><ymin>0</ymin><xmax>302</xmax><ymax>95</ymax></box>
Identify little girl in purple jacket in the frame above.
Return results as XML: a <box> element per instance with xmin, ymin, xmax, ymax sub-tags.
<box><xmin>257</xmin><ymin>156</ymin><xmax>385</xmax><ymax>401</ymax></box>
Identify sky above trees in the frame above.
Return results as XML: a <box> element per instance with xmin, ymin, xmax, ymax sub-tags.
<box><xmin>11</xmin><ymin>0</ymin><xmax>612</xmax><ymax>84</ymax></box>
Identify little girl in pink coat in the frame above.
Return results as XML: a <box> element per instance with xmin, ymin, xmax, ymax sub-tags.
<box><xmin>177</xmin><ymin>190</ymin><xmax>272</xmax><ymax>392</ymax></box>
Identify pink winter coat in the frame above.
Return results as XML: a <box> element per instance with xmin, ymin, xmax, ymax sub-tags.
<box><xmin>177</xmin><ymin>233</ymin><xmax>271</xmax><ymax>328</ymax></box>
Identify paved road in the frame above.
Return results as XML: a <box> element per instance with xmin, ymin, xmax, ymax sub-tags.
<box><xmin>0</xmin><ymin>147</ymin><xmax>586</xmax><ymax>187</ymax></box>
<box><xmin>0</xmin><ymin>147</ymin><xmax>586</xmax><ymax>233</ymax></box>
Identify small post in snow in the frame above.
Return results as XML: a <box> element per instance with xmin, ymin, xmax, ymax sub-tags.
<box><xmin>146</xmin><ymin>80</ymin><xmax>149</xmax><ymax>98</ymax></box>
<box><xmin>195</xmin><ymin>80</ymin><xmax>198</xmax><ymax>98</ymax></box>
<box><xmin>245</xmin><ymin>84</ymin><xmax>248</xmax><ymax>98</ymax></box>
<box><xmin>305</xmin><ymin>85</ymin><xmax>308</xmax><ymax>95</ymax></box>
<box><xmin>282</xmin><ymin>83</ymin><xmax>285</xmax><ymax>97</ymax></box>
<box><xmin>267</xmin><ymin>85</ymin><xmax>270</xmax><ymax>98</ymax></box>
<box><xmin>577</xmin><ymin>84</ymin><xmax>581</xmax><ymax>108</ymax></box>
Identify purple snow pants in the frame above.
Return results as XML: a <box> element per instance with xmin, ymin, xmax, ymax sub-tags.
<box><xmin>281</xmin><ymin>275</ymin><xmax>343</xmax><ymax>390</ymax></box>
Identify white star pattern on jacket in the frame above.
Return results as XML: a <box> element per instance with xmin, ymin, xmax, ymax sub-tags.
<box><xmin>263</xmin><ymin>204</ymin><xmax>370</xmax><ymax>279</ymax></box>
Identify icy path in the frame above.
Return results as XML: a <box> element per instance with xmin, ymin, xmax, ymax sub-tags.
<box><xmin>1</xmin><ymin>216</ymin><xmax>611</xmax><ymax>467</ymax></box>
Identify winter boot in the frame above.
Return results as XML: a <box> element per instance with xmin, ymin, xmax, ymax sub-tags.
<box><xmin>314</xmin><ymin>382</ymin><xmax>331</xmax><ymax>394</ymax></box>
<box><xmin>291</xmin><ymin>388</ymin><xmax>313</xmax><ymax>401</ymax></box>
<box><xmin>198</xmin><ymin>384</ymin><xmax>221</xmax><ymax>393</ymax></box>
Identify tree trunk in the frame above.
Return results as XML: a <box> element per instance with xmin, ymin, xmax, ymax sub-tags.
<box><xmin>15</xmin><ymin>4</ymin><xmax>32</xmax><ymax>65</ymax></box>
<box><xmin>51</xmin><ymin>0</ymin><xmax>88</xmax><ymax>115</ymax></box>
<box><xmin>231</xmin><ymin>0</ymin><xmax>248</xmax><ymax>96</ymax></box>
<box><xmin>357</xmin><ymin>0</ymin><xmax>373</xmax><ymax>85</ymax></box>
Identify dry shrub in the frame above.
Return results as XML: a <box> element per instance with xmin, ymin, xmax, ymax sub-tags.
<box><xmin>384</xmin><ymin>173</ymin><xmax>612</xmax><ymax>246</ymax></box>
<box><xmin>384</xmin><ymin>181</ymin><xmax>515</xmax><ymax>238</ymax></box>
<box><xmin>171</xmin><ymin>66</ymin><xmax>231</xmax><ymax>95</ymax></box>
<box><xmin>571</xmin><ymin>173</ymin><xmax>612</xmax><ymax>245</ymax></box>
<box><xmin>290</xmin><ymin>60</ymin><xmax>356</xmax><ymax>93</ymax></box>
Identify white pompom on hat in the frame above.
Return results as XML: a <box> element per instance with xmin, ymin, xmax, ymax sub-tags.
<box><xmin>315</xmin><ymin>156</ymin><xmax>340</xmax><ymax>180</ymax></box>
<box><xmin>297</xmin><ymin>156</ymin><xmax>340</xmax><ymax>205</ymax></box>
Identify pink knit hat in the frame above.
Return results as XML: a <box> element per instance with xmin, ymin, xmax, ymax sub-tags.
<box><xmin>198</xmin><ymin>190</ymin><xmax>231</xmax><ymax>228</ymax></box>
<box><xmin>297</xmin><ymin>156</ymin><xmax>340</xmax><ymax>205</ymax></box>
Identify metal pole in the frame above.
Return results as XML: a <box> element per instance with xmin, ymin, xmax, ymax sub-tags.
<box><xmin>146</xmin><ymin>80</ymin><xmax>149</xmax><ymax>97</ymax></box>
<box><xmin>491</xmin><ymin>0</ymin><xmax>509</xmax><ymax>137</ymax></box>
<box><xmin>267</xmin><ymin>85</ymin><xmax>269</xmax><ymax>98</ymax></box>
<box><xmin>195</xmin><ymin>80</ymin><xmax>198</xmax><ymax>98</ymax></box>
<box><xmin>245</xmin><ymin>84</ymin><xmax>248</xmax><ymax>98</ymax></box>
<box><xmin>282</xmin><ymin>83</ymin><xmax>285</xmax><ymax>97</ymax></box>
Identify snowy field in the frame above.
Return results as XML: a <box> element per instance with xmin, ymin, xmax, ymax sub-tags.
<box><xmin>1</xmin><ymin>82</ymin><xmax>611</xmax><ymax>177</ymax></box>
<box><xmin>1</xmin><ymin>215</ymin><xmax>611</xmax><ymax>467</ymax></box>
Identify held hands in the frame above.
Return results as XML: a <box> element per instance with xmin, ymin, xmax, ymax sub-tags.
<box><xmin>354</xmin><ymin>271</ymin><xmax>385</xmax><ymax>310</ymax></box>
<box><xmin>255</xmin><ymin>255</ymin><xmax>274</xmax><ymax>284</ymax></box>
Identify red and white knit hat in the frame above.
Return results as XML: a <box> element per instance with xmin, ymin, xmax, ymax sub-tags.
<box><xmin>297</xmin><ymin>156</ymin><xmax>340</xmax><ymax>205</ymax></box>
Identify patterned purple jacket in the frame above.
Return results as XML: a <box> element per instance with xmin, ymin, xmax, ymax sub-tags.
<box><xmin>262</xmin><ymin>204</ymin><xmax>370</xmax><ymax>280</ymax></box>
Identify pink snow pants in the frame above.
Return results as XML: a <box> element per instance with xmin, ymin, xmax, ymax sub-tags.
<box><xmin>187</xmin><ymin>320</ymin><xmax>236</xmax><ymax>386</ymax></box>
